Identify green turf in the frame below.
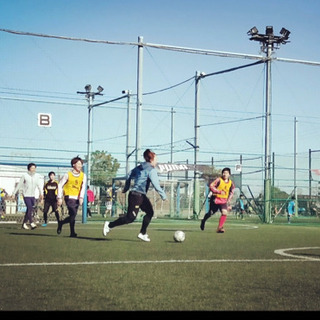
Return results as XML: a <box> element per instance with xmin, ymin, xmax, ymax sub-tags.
<box><xmin>0</xmin><ymin>215</ymin><xmax>319</xmax><ymax>311</ymax></box>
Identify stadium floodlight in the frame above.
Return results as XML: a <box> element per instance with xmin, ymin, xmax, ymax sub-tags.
<box><xmin>280</xmin><ymin>27</ymin><xmax>290</xmax><ymax>40</ymax></box>
<box><xmin>77</xmin><ymin>84</ymin><xmax>104</xmax><ymax>206</ymax></box>
<box><xmin>247</xmin><ymin>26</ymin><xmax>290</xmax><ymax>224</ymax></box>
<box><xmin>247</xmin><ymin>26</ymin><xmax>259</xmax><ymax>36</ymax></box>
<box><xmin>265</xmin><ymin>26</ymin><xmax>274</xmax><ymax>36</ymax></box>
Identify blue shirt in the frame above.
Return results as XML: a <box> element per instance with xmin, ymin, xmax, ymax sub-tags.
<box><xmin>239</xmin><ymin>198</ymin><xmax>245</xmax><ymax>210</ymax></box>
<box><xmin>288</xmin><ymin>200</ymin><xmax>295</xmax><ymax>215</ymax></box>
<box><xmin>123</xmin><ymin>162</ymin><xmax>167</xmax><ymax>200</ymax></box>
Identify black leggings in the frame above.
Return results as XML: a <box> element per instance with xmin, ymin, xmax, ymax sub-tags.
<box><xmin>43</xmin><ymin>199</ymin><xmax>59</xmax><ymax>223</ymax></box>
<box><xmin>109</xmin><ymin>191</ymin><xmax>154</xmax><ymax>234</ymax></box>
<box><xmin>61</xmin><ymin>197</ymin><xmax>79</xmax><ymax>235</ymax></box>
<box><xmin>202</xmin><ymin>197</ymin><xmax>223</xmax><ymax>222</ymax></box>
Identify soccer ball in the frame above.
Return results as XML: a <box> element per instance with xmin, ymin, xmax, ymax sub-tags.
<box><xmin>173</xmin><ymin>230</ymin><xmax>185</xmax><ymax>243</ymax></box>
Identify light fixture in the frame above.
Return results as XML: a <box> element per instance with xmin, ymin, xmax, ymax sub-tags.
<box><xmin>280</xmin><ymin>27</ymin><xmax>290</xmax><ymax>40</ymax></box>
<box><xmin>265</xmin><ymin>26</ymin><xmax>274</xmax><ymax>36</ymax></box>
<box><xmin>97</xmin><ymin>86</ymin><xmax>104</xmax><ymax>93</ymax></box>
<box><xmin>85</xmin><ymin>84</ymin><xmax>92</xmax><ymax>92</ymax></box>
<box><xmin>247</xmin><ymin>26</ymin><xmax>259</xmax><ymax>36</ymax></box>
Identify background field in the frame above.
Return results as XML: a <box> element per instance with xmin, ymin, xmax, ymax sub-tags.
<box><xmin>0</xmin><ymin>215</ymin><xmax>319</xmax><ymax>311</ymax></box>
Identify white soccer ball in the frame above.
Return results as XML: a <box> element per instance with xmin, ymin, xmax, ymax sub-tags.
<box><xmin>173</xmin><ymin>230</ymin><xmax>185</xmax><ymax>243</ymax></box>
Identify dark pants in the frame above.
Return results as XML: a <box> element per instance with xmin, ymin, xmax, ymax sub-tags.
<box><xmin>109</xmin><ymin>191</ymin><xmax>154</xmax><ymax>234</ymax></box>
<box><xmin>202</xmin><ymin>197</ymin><xmax>223</xmax><ymax>222</ymax></box>
<box><xmin>43</xmin><ymin>199</ymin><xmax>59</xmax><ymax>223</ymax></box>
<box><xmin>87</xmin><ymin>204</ymin><xmax>92</xmax><ymax>217</ymax></box>
<box><xmin>23</xmin><ymin>197</ymin><xmax>36</xmax><ymax>224</ymax></box>
<box><xmin>61</xmin><ymin>197</ymin><xmax>79</xmax><ymax>235</ymax></box>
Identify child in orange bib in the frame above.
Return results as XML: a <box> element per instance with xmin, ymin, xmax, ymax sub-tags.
<box><xmin>200</xmin><ymin>167</ymin><xmax>235</xmax><ymax>233</ymax></box>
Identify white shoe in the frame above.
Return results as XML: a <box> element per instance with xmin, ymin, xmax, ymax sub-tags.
<box><xmin>138</xmin><ymin>233</ymin><xmax>150</xmax><ymax>242</ymax></box>
<box><xmin>30</xmin><ymin>222</ymin><xmax>37</xmax><ymax>230</ymax></box>
<box><xmin>22</xmin><ymin>223</ymin><xmax>29</xmax><ymax>230</ymax></box>
<box><xmin>103</xmin><ymin>221</ymin><xmax>110</xmax><ymax>236</ymax></box>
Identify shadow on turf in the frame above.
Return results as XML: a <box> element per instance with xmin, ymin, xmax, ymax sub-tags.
<box><xmin>10</xmin><ymin>232</ymin><xmax>179</xmax><ymax>243</ymax></box>
<box><xmin>10</xmin><ymin>232</ymin><xmax>107</xmax><ymax>241</ymax></box>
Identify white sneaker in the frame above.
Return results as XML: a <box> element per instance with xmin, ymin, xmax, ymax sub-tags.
<box><xmin>103</xmin><ymin>221</ymin><xmax>110</xmax><ymax>236</ymax></box>
<box><xmin>30</xmin><ymin>222</ymin><xmax>37</xmax><ymax>230</ymax></box>
<box><xmin>22</xmin><ymin>223</ymin><xmax>29</xmax><ymax>230</ymax></box>
<box><xmin>138</xmin><ymin>233</ymin><xmax>150</xmax><ymax>242</ymax></box>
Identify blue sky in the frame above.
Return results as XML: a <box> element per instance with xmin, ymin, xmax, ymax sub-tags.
<box><xmin>1</xmin><ymin>0</ymin><xmax>320</xmax><ymax>195</ymax></box>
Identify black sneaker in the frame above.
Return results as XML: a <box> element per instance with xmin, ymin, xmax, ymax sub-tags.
<box><xmin>200</xmin><ymin>219</ymin><xmax>205</xmax><ymax>231</ymax></box>
<box><xmin>57</xmin><ymin>221</ymin><xmax>62</xmax><ymax>234</ymax></box>
<box><xmin>70</xmin><ymin>233</ymin><xmax>77</xmax><ymax>238</ymax></box>
<box><xmin>216</xmin><ymin>227</ymin><xmax>225</xmax><ymax>233</ymax></box>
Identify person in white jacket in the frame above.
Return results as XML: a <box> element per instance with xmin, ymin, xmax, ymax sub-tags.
<box><xmin>13</xmin><ymin>163</ymin><xmax>43</xmax><ymax>230</ymax></box>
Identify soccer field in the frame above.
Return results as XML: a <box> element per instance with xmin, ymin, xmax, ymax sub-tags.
<box><xmin>0</xmin><ymin>216</ymin><xmax>319</xmax><ymax>311</ymax></box>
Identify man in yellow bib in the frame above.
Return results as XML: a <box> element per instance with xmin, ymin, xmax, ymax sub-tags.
<box><xmin>200</xmin><ymin>167</ymin><xmax>235</xmax><ymax>233</ymax></box>
<box><xmin>57</xmin><ymin>156</ymin><xmax>87</xmax><ymax>237</ymax></box>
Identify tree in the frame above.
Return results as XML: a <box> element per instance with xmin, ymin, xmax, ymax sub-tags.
<box><xmin>200</xmin><ymin>165</ymin><xmax>221</xmax><ymax>184</ymax></box>
<box><xmin>271</xmin><ymin>186</ymin><xmax>289</xmax><ymax>200</ymax></box>
<box><xmin>90</xmin><ymin>150</ymin><xmax>120</xmax><ymax>187</ymax></box>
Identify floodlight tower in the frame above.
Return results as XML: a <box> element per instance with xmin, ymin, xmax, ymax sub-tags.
<box><xmin>77</xmin><ymin>84</ymin><xmax>104</xmax><ymax>186</ymax></box>
<box><xmin>247</xmin><ymin>26</ymin><xmax>290</xmax><ymax>223</ymax></box>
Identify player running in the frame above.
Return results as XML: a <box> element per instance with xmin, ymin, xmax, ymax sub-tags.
<box><xmin>56</xmin><ymin>156</ymin><xmax>86</xmax><ymax>238</ymax></box>
<box><xmin>102</xmin><ymin>149</ymin><xmax>167</xmax><ymax>242</ymax></box>
<box><xmin>200</xmin><ymin>167</ymin><xmax>235</xmax><ymax>233</ymax></box>
<box><xmin>42</xmin><ymin>171</ymin><xmax>59</xmax><ymax>227</ymax></box>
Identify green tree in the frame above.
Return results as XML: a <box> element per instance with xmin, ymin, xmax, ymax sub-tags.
<box><xmin>271</xmin><ymin>186</ymin><xmax>289</xmax><ymax>200</ymax></box>
<box><xmin>90</xmin><ymin>150</ymin><xmax>120</xmax><ymax>187</ymax></box>
<box><xmin>200</xmin><ymin>165</ymin><xmax>221</xmax><ymax>183</ymax></box>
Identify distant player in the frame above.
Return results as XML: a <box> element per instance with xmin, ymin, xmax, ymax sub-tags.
<box><xmin>287</xmin><ymin>196</ymin><xmax>295</xmax><ymax>224</ymax></box>
<box><xmin>200</xmin><ymin>167</ymin><xmax>235</xmax><ymax>233</ymax></box>
<box><xmin>238</xmin><ymin>195</ymin><xmax>246</xmax><ymax>220</ymax></box>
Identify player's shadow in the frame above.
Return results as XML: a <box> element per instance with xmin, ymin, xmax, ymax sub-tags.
<box><xmin>10</xmin><ymin>232</ymin><xmax>105</xmax><ymax>241</ymax></box>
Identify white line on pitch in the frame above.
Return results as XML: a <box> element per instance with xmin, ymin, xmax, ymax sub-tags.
<box><xmin>0</xmin><ymin>258</ymin><xmax>319</xmax><ymax>267</ymax></box>
<box><xmin>274</xmin><ymin>247</ymin><xmax>320</xmax><ymax>261</ymax></box>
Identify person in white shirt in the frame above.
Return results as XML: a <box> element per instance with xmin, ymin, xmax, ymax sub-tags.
<box><xmin>13</xmin><ymin>163</ymin><xmax>43</xmax><ymax>230</ymax></box>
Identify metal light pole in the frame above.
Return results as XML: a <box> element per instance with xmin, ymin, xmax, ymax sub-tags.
<box><xmin>136</xmin><ymin>36</ymin><xmax>144</xmax><ymax>166</ymax></box>
<box><xmin>193</xmin><ymin>71</ymin><xmax>202</xmax><ymax>219</ymax></box>
<box><xmin>77</xmin><ymin>85</ymin><xmax>104</xmax><ymax>186</ymax></box>
<box><xmin>77</xmin><ymin>85</ymin><xmax>103</xmax><ymax>224</ymax></box>
<box><xmin>294</xmin><ymin>117</ymin><xmax>298</xmax><ymax>217</ymax></box>
<box><xmin>77</xmin><ymin>87</ymin><xmax>129</xmax><ymax>223</ymax></box>
<box><xmin>122</xmin><ymin>89</ymin><xmax>132</xmax><ymax>176</ymax></box>
<box><xmin>247</xmin><ymin>26</ymin><xmax>290</xmax><ymax>223</ymax></box>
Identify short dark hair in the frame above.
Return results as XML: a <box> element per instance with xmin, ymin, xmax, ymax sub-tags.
<box><xmin>48</xmin><ymin>171</ymin><xmax>55</xmax><ymax>177</ymax></box>
<box><xmin>222</xmin><ymin>167</ymin><xmax>231</xmax><ymax>174</ymax></box>
<box><xmin>71</xmin><ymin>156</ymin><xmax>83</xmax><ymax>167</ymax></box>
<box><xmin>143</xmin><ymin>149</ymin><xmax>156</xmax><ymax>163</ymax></box>
<box><xmin>27</xmin><ymin>163</ymin><xmax>36</xmax><ymax>170</ymax></box>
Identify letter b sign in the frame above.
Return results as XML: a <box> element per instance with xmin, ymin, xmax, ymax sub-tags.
<box><xmin>38</xmin><ymin>113</ymin><xmax>52</xmax><ymax>127</ymax></box>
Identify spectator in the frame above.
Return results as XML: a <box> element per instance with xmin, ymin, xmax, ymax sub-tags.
<box><xmin>87</xmin><ymin>186</ymin><xmax>95</xmax><ymax>218</ymax></box>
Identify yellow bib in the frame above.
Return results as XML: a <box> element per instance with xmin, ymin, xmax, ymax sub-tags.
<box><xmin>63</xmin><ymin>171</ymin><xmax>84</xmax><ymax>197</ymax></box>
<box><xmin>216</xmin><ymin>178</ymin><xmax>232</xmax><ymax>199</ymax></box>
